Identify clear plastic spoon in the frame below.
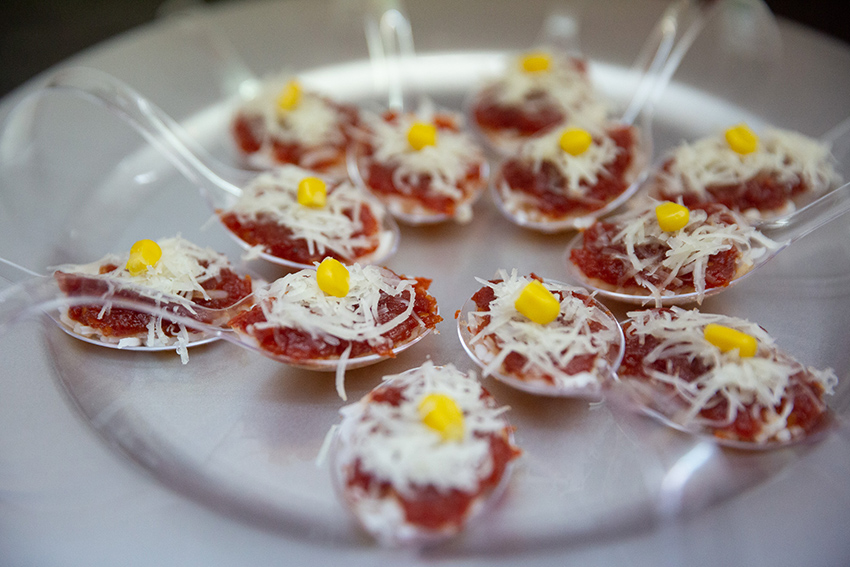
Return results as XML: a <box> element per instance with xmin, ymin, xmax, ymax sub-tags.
<box><xmin>485</xmin><ymin>0</ymin><xmax>720</xmax><ymax>233</ymax></box>
<box><xmin>13</xmin><ymin>66</ymin><xmax>399</xmax><ymax>270</ymax></box>
<box><xmin>564</xmin><ymin>179</ymin><xmax>850</xmax><ymax>306</ymax></box>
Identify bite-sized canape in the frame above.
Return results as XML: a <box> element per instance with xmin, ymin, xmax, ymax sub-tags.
<box><xmin>350</xmin><ymin>106</ymin><xmax>488</xmax><ymax>224</ymax></box>
<box><xmin>458</xmin><ymin>269</ymin><xmax>623</xmax><ymax>398</ymax></box>
<box><xmin>469</xmin><ymin>50</ymin><xmax>609</xmax><ymax>155</ymax></box>
<box><xmin>493</xmin><ymin>121</ymin><xmax>646</xmax><ymax>231</ymax></box>
<box><xmin>227</xmin><ymin>260</ymin><xmax>441</xmax><ymax>396</ymax></box>
<box><xmin>567</xmin><ymin>201</ymin><xmax>778</xmax><ymax>305</ymax></box>
<box><xmin>217</xmin><ymin>165</ymin><xmax>397</xmax><ymax>268</ymax></box>
<box><xmin>54</xmin><ymin>236</ymin><xmax>254</xmax><ymax>362</ymax></box>
<box><xmin>615</xmin><ymin>307</ymin><xmax>837</xmax><ymax>447</ymax></box>
<box><xmin>231</xmin><ymin>77</ymin><xmax>360</xmax><ymax>177</ymax></box>
<box><xmin>333</xmin><ymin>360</ymin><xmax>521</xmax><ymax>546</ymax></box>
<box><xmin>647</xmin><ymin>123</ymin><xmax>842</xmax><ymax>219</ymax></box>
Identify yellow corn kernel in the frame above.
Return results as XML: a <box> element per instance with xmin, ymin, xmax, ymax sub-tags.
<box><xmin>725</xmin><ymin>123</ymin><xmax>759</xmax><ymax>155</ymax></box>
<box><xmin>407</xmin><ymin>122</ymin><xmax>437</xmax><ymax>151</ymax></box>
<box><xmin>316</xmin><ymin>257</ymin><xmax>349</xmax><ymax>297</ymax></box>
<box><xmin>126</xmin><ymin>239</ymin><xmax>162</xmax><ymax>276</ymax></box>
<box><xmin>276</xmin><ymin>80</ymin><xmax>301</xmax><ymax>113</ymax></box>
<box><xmin>655</xmin><ymin>202</ymin><xmax>690</xmax><ymax>232</ymax></box>
<box><xmin>297</xmin><ymin>176</ymin><xmax>327</xmax><ymax>208</ymax></box>
<box><xmin>704</xmin><ymin>323</ymin><xmax>758</xmax><ymax>358</ymax></box>
<box><xmin>418</xmin><ymin>393</ymin><xmax>465</xmax><ymax>442</ymax></box>
<box><xmin>515</xmin><ymin>280</ymin><xmax>560</xmax><ymax>325</ymax></box>
<box><xmin>559</xmin><ymin>127</ymin><xmax>593</xmax><ymax>156</ymax></box>
<box><xmin>521</xmin><ymin>51</ymin><xmax>551</xmax><ymax>73</ymax></box>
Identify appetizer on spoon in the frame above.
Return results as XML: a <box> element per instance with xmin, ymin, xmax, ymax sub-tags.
<box><xmin>490</xmin><ymin>119</ymin><xmax>650</xmax><ymax>231</ymax></box>
<box><xmin>330</xmin><ymin>361</ymin><xmax>520</xmax><ymax>546</ymax></box>
<box><xmin>644</xmin><ymin>122</ymin><xmax>843</xmax><ymax>220</ymax></box>
<box><xmin>228</xmin><ymin>259</ymin><xmax>442</xmax><ymax>399</ymax></box>
<box><xmin>610</xmin><ymin>307</ymin><xmax>837</xmax><ymax>449</ymax></box>
<box><xmin>0</xmin><ymin>236</ymin><xmax>255</xmax><ymax>363</ymax></box>
<box><xmin>217</xmin><ymin>164</ymin><xmax>398</xmax><ymax>268</ymax></box>
<box><xmin>566</xmin><ymin>180</ymin><xmax>850</xmax><ymax>305</ymax></box>
<box><xmin>457</xmin><ymin>269</ymin><xmax>623</xmax><ymax>399</ymax></box>
<box><xmin>231</xmin><ymin>74</ymin><xmax>361</xmax><ymax>178</ymax></box>
<box><xmin>467</xmin><ymin>0</ymin><xmax>719</xmax><ymax>156</ymax></box>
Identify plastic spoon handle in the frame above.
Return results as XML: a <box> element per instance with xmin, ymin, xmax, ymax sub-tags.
<box><xmin>159</xmin><ymin>5</ymin><xmax>262</xmax><ymax>99</ymax></box>
<box><xmin>43</xmin><ymin>67</ymin><xmax>250</xmax><ymax>209</ymax></box>
<box><xmin>757</xmin><ymin>181</ymin><xmax>850</xmax><ymax>245</ymax></box>
<box><xmin>363</xmin><ymin>0</ymin><xmax>418</xmax><ymax>113</ymax></box>
<box><xmin>622</xmin><ymin>0</ymin><xmax>717</xmax><ymax>125</ymax></box>
<box><xmin>0</xmin><ymin>256</ymin><xmax>41</xmax><ymax>285</ymax></box>
<box><xmin>535</xmin><ymin>7</ymin><xmax>581</xmax><ymax>55</ymax></box>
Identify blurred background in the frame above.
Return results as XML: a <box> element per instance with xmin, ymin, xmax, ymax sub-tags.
<box><xmin>0</xmin><ymin>0</ymin><xmax>847</xmax><ymax>98</ymax></box>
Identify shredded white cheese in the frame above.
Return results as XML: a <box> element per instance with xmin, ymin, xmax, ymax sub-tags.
<box><xmin>54</xmin><ymin>236</ymin><xmax>243</xmax><ymax>359</ymax></box>
<box><xmin>223</xmin><ymin>165</ymin><xmax>392</xmax><ymax>263</ymax></box>
<box><xmin>56</xmin><ymin>236</ymin><xmax>235</xmax><ymax>304</ymax></box>
<box><xmin>334</xmin><ymin>361</ymin><xmax>514</xmax><ymax>543</ymax></box>
<box><xmin>581</xmin><ymin>202</ymin><xmax>779</xmax><ymax>305</ymax></box>
<box><xmin>655</xmin><ymin>127</ymin><xmax>841</xmax><ymax>214</ymax></box>
<box><xmin>464</xmin><ymin>269</ymin><xmax>620</xmax><ymax>393</ymax></box>
<box><xmin>623</xmin><ymin>307</ymin><xmax>837</xmax><ymax>444</ymax></box>
<box><xmin>357</xmin><ymin>105</ymin><xmax>486</xmax><ymax>219</ymax></box>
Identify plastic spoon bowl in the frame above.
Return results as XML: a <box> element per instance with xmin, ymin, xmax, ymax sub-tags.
<box><xmin>12</xmin><ymin>66</ymin><xmax>399</xmax><ymax>270</ymax></box>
